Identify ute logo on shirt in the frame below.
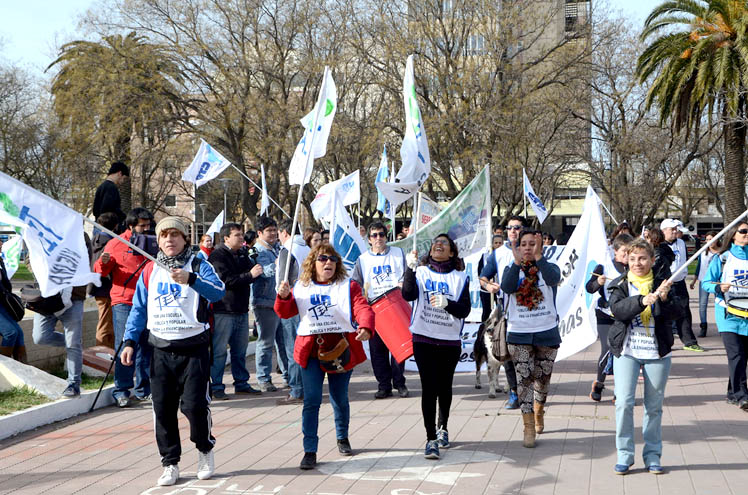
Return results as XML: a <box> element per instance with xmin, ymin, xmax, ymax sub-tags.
<box><xmin>309</xmin><ymin>293</ymin><xmax>336</xmax><ymax>320</ymax></box>
<box><xmin>372</xmin><ymin>265</ymin><xmax>393</xmax><ymax>284</ymax></box>
<box><xmin>424</xmin><ymin>279</ymin><xmax>450</xmax><ymax>303</ymax></box>
<box><xmin>155</xmin><ymin>283</ymin><xmax>185</xmax><ymax>310</ymax></box>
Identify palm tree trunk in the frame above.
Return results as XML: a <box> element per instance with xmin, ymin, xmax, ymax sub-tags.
<box><xmin>724</xmin><ymin>120</ymin><xmax>746</xmax><ymax>222</ymax></box>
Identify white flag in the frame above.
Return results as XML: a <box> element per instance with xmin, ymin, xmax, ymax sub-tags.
<box><xmin>523</xmin><ymin>169</ymin><xmax>549</xmax><ymax>224</ymax></box>
<box><xmin>206</xmin><ymin>210</ymin><xmax>225</xmax><ymax>238</ymax></box>
<box><xmin>409</xmin><ymin>194</ymin><xmax>442</xmax><ymax>230</ymax></box>
<box><xmin>397</xmin><ymin>55</ymin><xmax>431</xmax><ymax>186</ymax></box>
<box><xmin>310</xmin><ymin>170</ymin><xmax>360</xmax><ymax>222</ymax></box>
<box><xmin>182</xmin><ymin>139</ymin><xmax>233</xmax><ymax>187</ymax></box>
<box><xmin>375</xmin><ymin>146</ymin><xmax>390</xmax><ymax>214</ymax></box>
<box><xmin>288</xmin><ymin>67</ymin><xmax>337</xmax><ymax>186</ymax></box>
<box><xmin>373</xmin><ymin>180</ymin><xmax>421</xmax><ymax>210</ymax></box>
<box><xmin>330</xmin><ymin>190</ymin><xmax>367</xmax><ymax>275</ymax></box>
<box><xmin>0</xmin><ymin>234</ymin><xmax>23</xmax><ymax>279</ymax></box>
<box><xmin>260</xmin><ymin>164</ymin><xmax>270</xmax><ymax>216</ymax></box>
<box><xmin>0</xmin><ymin>171</ymin><xmax>100</xmax><ymax>297</ymax></box>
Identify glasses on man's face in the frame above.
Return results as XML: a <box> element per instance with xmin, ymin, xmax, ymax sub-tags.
<box><xmin>506</xmin><ymin>225</ymin><xmax>522</xmax><ymax>231</ymax></box>
<box><xmin>432</xmin><ymin>238</ymin><xmax>450</xmax><ymax>245</ymax></box>
<box><xmin>737</xmin><ymin>229</ymin><xmax>748</xmax><ymax>235</ymax></box>
<box><xmin>369</xmin><ymin>232</ymin><xmax>386</xmax><ymax>238</ymax></box>
<box><xmin>317</xmin><ymin>255</ymin><xmax>339</xmax><ymax>263</ymax></box>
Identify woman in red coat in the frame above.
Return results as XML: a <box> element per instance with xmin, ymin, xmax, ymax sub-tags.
<box><xmin>275</xmin><ymin>244</ymin><xmax>374</xmax><ymax>471</ymax></box>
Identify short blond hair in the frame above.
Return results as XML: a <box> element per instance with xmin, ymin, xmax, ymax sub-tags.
<box><xmin>626</xmin><ymin>238</ymin><xmax>654</xmax><ymax>258</ymax></box>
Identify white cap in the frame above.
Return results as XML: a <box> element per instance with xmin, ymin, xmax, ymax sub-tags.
<box><xmin>660</xmin><ymin>219</ymin><xmax>679</xmax><ymax>230</ymax></box>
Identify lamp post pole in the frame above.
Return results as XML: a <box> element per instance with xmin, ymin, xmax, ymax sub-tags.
<box><xmin>218</xmin><ymin>178</ymin><xmax>233</xmax><ymax>222</ymax></box>
<box><xmin>199</xmin><ymin>203</ymin><xmax>207</xmax><ymax>236</ymax></box>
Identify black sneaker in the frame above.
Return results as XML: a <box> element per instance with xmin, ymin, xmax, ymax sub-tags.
<box><xmin>337</xmin><ymin>438</ymin><xmax>353</xmax><ymax>456</ymax></box>
<box><xmin>235</xmin><ymin>385</ymin><xmax>262</xmax><ymax>395</ymax></box>
<box><xmin>300</xmin><ymin>452</ymin><xmax>317</xmax><ymax>470</ymax></box>
<box><xmin>397</xmin><ymin>386</ymin><xmax>409</xmax><ymax>398</ymax></box>
<box><xmin>375</xmin><ymin>389</ymin><xmax>393</xmax><ymax>399</ymax></box>
<box><xmin>212</xmin><ymin>390</ymin><xmax>229</xmax><ymax>400</ymax></box>
<box><xmin>259</xmin><ymin>381</ymin><xmax>278</xmax><ymax>392</ymax></box>
<box><xmin>740</xmin><ymin>399</ymin><xmax>748</xmax><ymax>411</ymax></box>
<box><xmin>590</xmin><ymin>381</ymin><xmax>604</xmax><ymax>402</ymax></box>
<box><xmin>62</xmin><ymin>384</ymin><xmax>80</xmax><ymax>398</ymax></box>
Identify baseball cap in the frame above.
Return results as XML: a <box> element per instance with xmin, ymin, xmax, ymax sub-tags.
<box><xmin>660</xmin><ymin>219</ymin><xmax>679</xmax><ymax>230</ymax></box>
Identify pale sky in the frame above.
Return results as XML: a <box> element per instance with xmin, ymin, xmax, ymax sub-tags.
<box><xmin>0</xmin><ymin>0</ymin><xmax>654</xmax><ymax>76</ymax></box>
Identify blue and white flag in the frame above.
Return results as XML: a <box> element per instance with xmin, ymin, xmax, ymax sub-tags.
<box><xmin>0</xmin><ymin>234</ymin><xmax>23</xmax><ymax>279</ymax></box>
<box><xmin>375</xmin><ymin>145</ymin><xmax>391</xmax><ymax>215</ymax></box>
<box><xmin>310</xmin><ymin>170</ymin><xmax>360</xmax><ymax>222</ymax></box>
<box><xmin>330</xmin><ymin>189</ymin><xmax>367</xmax><ymax>275</ymax></box>
<box><xmin>182</xmin><ymin>139</ymin><xmax>233</xmax><ymax>187</ymax></box>
<box><xmin>0</xmin><ymin>171</ymin><xmax>100</xmax><ymax>297</ymax></box>
<box><xmin>260</xmin><ymin>164</ymin><xmax>270</xmax><ymax>216</ymax></box>
<box><xmin>397</xmin><ymin>55</ymin><xmax>431</xmax><ymax>186</ymax></box>
<box><xmin>523</xmin><ymin>169</ymin><xmax>548</xmax><ymax>224</ymax></box>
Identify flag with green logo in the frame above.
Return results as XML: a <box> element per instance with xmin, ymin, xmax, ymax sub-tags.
<box><xmin>1</xmin><ymin>234</ymin><xmax>22</xmax><ymax>279</ymax></box>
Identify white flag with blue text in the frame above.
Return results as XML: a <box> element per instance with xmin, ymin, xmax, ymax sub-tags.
<box><xmin>0</xmin><ymin>234</ymin><xmax>23</xmax><ymax>279</ymax></box>
<box><xmin>260</xmin><ymin>164</ymin><xmax>270</xmax><ymax>216</ymax></box>
<box><xmin>375</xmin><ymin>146</ymin><xmax>391</xmax><ymax>215</ymax></box>
<box><xmin>330</xmin><ymin>190</ymin><xmax>367</xmax><ymax>275</ymax></box>
<box><xmin>0</xmin><ymin>171</ymin><xmax>100</xmax><ymax>297</ymax></box>
<box><xmin>397</xmin><ymin>55</ymin><xmax>431</xmax><ymax>186</ymax></box>
<box><xmin>310</xmin><ymin>170</ymin><xmax>360</xmax><ymax>222</ymax></box>
<box><xmin>288</xmin><ymin>67</ymin><xmax>337</xmax><ymax>186</ymax></box>
<box><xmin>182</xmin><ymin>139</ymin><xmax>233</xmax><ymax>187</ymax></box>
<box><xmin>523</xmin><ymin>169</ymin><xmax>549</xmax><ymax>224</ymax></box>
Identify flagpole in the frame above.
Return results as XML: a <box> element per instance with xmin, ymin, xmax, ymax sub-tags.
<box><xmin>412</xmin><ymin>191</ymin><xmax>422</xmax><ymax>253</ymax></box>
<box><xmin>599</xmin><ymin>199</ymin><xmax>619</xmax><ymax>225</ymax></box>
<box><xmin>227</xmin><ymin>163</ymin><xmax>291</xmax><ymax>219</ymax></box>
<box><xmin>80</xmin><ymin>216</ymin><xmax>169</xmax><ymax>271</ymax></box>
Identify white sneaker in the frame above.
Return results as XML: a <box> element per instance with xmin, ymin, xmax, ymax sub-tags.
<box><xmin>157</xmin><ymin>464</ymin><xmax>179</xmax><ymax>486</ymax></box>
<box><xmin>197</xmin><ymin>450</ymin><xmax>215</xmax><ymax>480</ymax></box>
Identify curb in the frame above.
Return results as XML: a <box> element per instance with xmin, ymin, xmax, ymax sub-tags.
<box><xmin>0</xmin><ymin>341</ymin><xmax>258</xmax><ymax>442</ymax></box>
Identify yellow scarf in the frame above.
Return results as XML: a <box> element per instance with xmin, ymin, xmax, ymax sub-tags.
<box><xmin>627</xmin><ymin>270</ymin><xmax>653</xmax><ymax>332</ymax></box>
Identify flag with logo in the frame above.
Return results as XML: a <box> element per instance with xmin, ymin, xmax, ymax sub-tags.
<box><xmin>409</xmin><ymin>194</ymin><xmax>442</xmax><ymax>230</ymax></box>
<box><xmin>523</xmin><ymin>169</ymin><xmax>549</xmax><ymax>224</ymax></box>
<box><xmin>310</xmin><ymin>170</ymin><xmax>360</xmax><ymax>222</ymax></box>
<box><xmin>330</xmin><ymin>190</ymin><xmax>367</xmax><ymax>275</ymax></box>
<box><xmin>206</xmin><ymin>210</ymin><xmax>225</xmax><ymax>238</ymax></box>
<box><xmin>0</xmin><ymin>234</ymin><xmax>23</xmax><ymax>279</ymax></box>
<box><xmin>0</xmin><ymin>171</ymin><xmax>100</xmax><ymax>296</ymax></box>
<box><xmin>375</xmin><ymin>146</ymin><xmax>391</xmax><ymax>215</ymax></box>
<box><xmin>260</xmin><ymin>164</ymin><xmax>270</xmax><ymax>216</ymax></box>
<box><xmin>398</xmin><ymin>55</ymin><xmax>431</xmax><ymax>186</ymax></box>
<box><xmin>288</xmin><ymin>67</ymin><xmax>337</xmax><ymax>186</ymax></box>
<box><xmin>182</xmin><ymin>140</ymin><xmax>232</xmax><ymax>187</ymax></box>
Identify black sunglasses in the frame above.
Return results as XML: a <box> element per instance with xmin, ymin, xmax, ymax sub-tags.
<box><xmin>506</xmin><ymin>225</ymin><xmax>523</xmax><ymax>230</ymax></box>
<box><xmin>369</xmin><ymin>232</ymin><xmax>387</xmax><ymax>238</ymax></box>
<box><xmin>316</xmin><ymin>255</ymin><xmax>339</xmax><ymax>263</ymax></box>
<box><xmin>737</xmin><ymin>229</ymin><xmax>748</xmax><ymax>235</ymax></box>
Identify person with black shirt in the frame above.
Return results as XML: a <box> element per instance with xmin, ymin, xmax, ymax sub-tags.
<box><xmin>93</xmin><ymin>161</ymin><xmax>129</xmax><ymax>225</ymax></box>
<box><xmin>208</xmin><ymin>223</ymin><xmax>263</xmax><ymax>399</ymax></box>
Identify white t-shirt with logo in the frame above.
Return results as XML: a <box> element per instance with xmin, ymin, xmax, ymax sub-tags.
<box><xmin>410</xmin><ymin>266</ymin><xmax>468</xmax><ymax>340</ymax></box>
<box><xmin>622</xmin><ymin>282</ymin><xmax>669</xmax><ymax>359</ymax></box>
<box><xmin>294</xmin><ymin>279</ymin><xmax>356</xmax><ymax>336</ymax></box>
<box><xmin>146</xmin><ymin>257</ymin><xmax>206</xmax><ymax>340</ymax></box>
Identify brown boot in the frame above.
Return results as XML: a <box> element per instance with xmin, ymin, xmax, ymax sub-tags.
<box><xmin>0</xmin><ymin>346</ymin><xmax>13</xmax><ymax>358</ymax></box>
<box><xmin>534</xmin><ymin>401</ymin><xmax>545</xmax><ymax>434</ymax></box>
<box><xmin>12</xmin><ymin>345</ymin><xmax>27</xmax><ymax>364</ymax></box>
<box><xmin>522</xmin><ymin>412</ymin><xmax>536</xmax><ymax>448</ymax></box>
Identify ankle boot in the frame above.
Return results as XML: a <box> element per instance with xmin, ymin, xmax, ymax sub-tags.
<box><xmin>590</xmin><ymin>381</ymin><xmax>604</xmax><ymax>402</ymax></box>
<box><xmin>698</xmin><ymin>323</ymin><xmax>707</xmax><ymax>338</ymax></box>
<box><xmin>12</xmin><ymin>345</ymin><xmax>27</xmax><ymax>364</ymax></box>
<box><xmin>0</xmin><ymin>346</ymin><xmax>13</xmax><ymax>358</ymax></box>
<box><xmin>522</xmin><ymin>412</ymin><xmax>536</xmax><ymax>448</ymax></box>
<box><xmin>534</xmin><ymin>401</ymin><xmax>545</xmax><ymax>434</ymax></box>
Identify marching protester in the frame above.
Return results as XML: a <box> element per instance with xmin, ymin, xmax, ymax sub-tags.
<box><xmin>691</xmin><ymin>231</ymin><xmax>720</xmax><ymax>338</ymax></box>
<box><xmin>275</xmin><ymin>244</ymin><xmax>374</xmax><ymax>470</ymax></box>
<box><xmin>197</xmin><ymin>234</ymin><xmax>214</xmax><ymax>261</ymax></box>
<box><xmin>479</xmin><ymin>215</ymin><xmax>529</xmax><ymax>410</ymax></box>
<box><xmin>0</xmin><ymin>237</ymin><xmax>25</xmax><ymax>363</ymax></box>
<box><xmin>304</xmin><ymin>227</ymin><xmax>322</xmax><ymax>249</ymax></box>
<box><xmin>321</xmin><ymin>229</ymin><xmax>330</xmax><ymax>244</ymax></box>
<box><xmin>585</xmin><ymin>233</ymin><xmax>633</xmax><ymax>402</ymax></box>
<box><xmin>500</xmin><ymin>230</ymin><xmax>561</xmax><ymax>448</ymax></box>
<box><xmin>611</xmin><ymin>222</ymin><xmax>634</xmax><ymax>239</ymax></box>
<box><xmin>121</xmin><ymin>217</ymin><xmax>225</xmax><ymax>486</ymax></box>
<box><xmin>92</xmin><ymin>161</ymin><xmax>129</xmax><ymax>228</ymax></box>
<box><xmin>402</xmin><ymin>234</ymin><xmax>471</xmax><ymax>460</ymax></box>
<box><xmin>208</xmin><ymin>223</ymin><xmax>263</xmax><ymax>399</ymax></box>
<box><xmin>661</xmin><ymin>219</ymin><xmax>703</xmax><ymax>352</ymax></box>
<box><xmin>275</xmin><ymin>221</ymin><xmax>312</xmax><ymax>404</ymax></box>
<box><xmin>251</xmin><ymin>216</ymin><xmax>285</xmax><ymax>392</ymax></box>
<box><xmin>608</xmin><ymin>238</ymin><xmax>677</xmax><ymax>475</ymax></box>
<box><xmin>352</xmin><ymin>222</ymin><xmax>409</xmax><ymax>399</ymax></box>
<box><xmin>94</xmin><ymin>207</ymin><xmax>155</xmax><ymax>407</ymax></box>
<box><xmin>89</xmin><ymin>212</ymin><xmax>119</xmax><ymax>348</ymax></box>
<box><xmin>702</xmin><ymin>222</ymin><xmax>748</xmax><ymax>410</ymax></box>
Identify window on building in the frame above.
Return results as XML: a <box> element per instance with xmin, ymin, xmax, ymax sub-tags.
<box><xmin>165</xmin><ymin>195</ymin><xmax>176</xmax><ymax>208</ymax></box>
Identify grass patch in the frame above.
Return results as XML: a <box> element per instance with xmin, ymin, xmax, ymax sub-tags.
<box><xmin>11</xmin><ymin>264</ymin><xmax>33</xmax><ymax>281</ymax></box>
<box><xmin>49</xmin><ymin>368</ymin><xmax>114</xmax><ymax>390</ymax></box>
<box><xmin>0</xmin><ymin>386</ymin><xmax>51</xmax><ymax>416</ymax></box>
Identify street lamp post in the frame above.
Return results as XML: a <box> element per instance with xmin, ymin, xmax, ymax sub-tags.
<box><xmin>217</xmin><ymin>178</ymin><xmax>233</xmax><ymax>222</ymax></box>
<box><xmin>199</xmin><ymin>203</ymin><xmax>207</xmax><ymax>236</ymax></box>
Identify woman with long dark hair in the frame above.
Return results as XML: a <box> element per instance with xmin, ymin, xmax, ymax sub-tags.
<box><xmin>402</xmin><ymin>234</ymin><xmax>471</xmax><ymax>460</ymax></box>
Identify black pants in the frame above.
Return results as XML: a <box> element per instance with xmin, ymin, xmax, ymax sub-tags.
<box><xmin>722</xmin><ymin>331</ymin><xmax>748</xmax><ymax>402</ymax></box>
<box><xmin>370</xmin><ymin>331</ymin><xmax>406</xmax><ymax>391</ymax></box>
<box><xmin>151</xmin><ymin>345</ymin><xmax>215</xmax><ymax>466</ymax></box>
<box><xmin>413</xmin><ymin>341</ymin><xmax>461</xmax><ymax>440</ymax></box>
<box><xmin>671</xmin><ymin>280</ymin><xmax>698</xmax><ymax>346</ymax></box>
<box><xmin>596</xmin><ymin>321</ymin><xmax>612</xmax><ymax>383</ymax></box>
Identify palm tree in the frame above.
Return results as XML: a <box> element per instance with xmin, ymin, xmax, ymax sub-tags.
<box><xmin>637</xmin><ymin>0</ymin><xmax>748</xmax><ymax>221</ymax></box>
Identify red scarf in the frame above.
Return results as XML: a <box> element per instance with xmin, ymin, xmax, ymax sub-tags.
<box><xmin>200</xmin><ymin>246</ymin><xmax>213</xmax><ymax>258</ymax></box>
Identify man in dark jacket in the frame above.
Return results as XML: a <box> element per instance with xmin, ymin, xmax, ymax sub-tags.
<box><xmin>93</xmin><ymin>161</ymin><xmax>129</xmax><ymax>225</ymax></box>
<box><xmin>208</xmin><ymin>223</ymin><xmax>263</xmax><ymax>399</ymax></box>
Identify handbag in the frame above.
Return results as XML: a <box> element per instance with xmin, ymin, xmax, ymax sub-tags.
<box><xmin>316</xmin><ymin>333</ymin><xmax>351</xmax><ymax>373</ymax></box>
<box><xmin>486</xmin><ymin>301</ymin><xmax>511</xmax><ymax>362</ymax></box>
<box><xmin>0</xmin><ymin>287</ymin><xmax>24</xmax><ymax>322</ymax></box>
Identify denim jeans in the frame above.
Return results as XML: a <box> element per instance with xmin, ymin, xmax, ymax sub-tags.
<box><xmin>280</xmin><ymin>315</ymin><xmax>303</xmax><ymax>398</ymax></box>
<box><xmin>698</xmin><ymin>285</ymin><xmax>710</xmax><ymax>327</ymax></box>
<box><xmin>253</xmin><ymin>306</ymin><xmax>282</xmax><ymax>384</ymax></box>
<box><xmin>210</xmin><ymin>313</ymin><xmax>250</xmax><ymax>392</ymax></box>
<box><xmin>112</xmin><ymin>303</ymin><xmax>152</xmax><ymax>399</ymax></box>
<box><xmin>32</xmin><ymin>301</ymin><xmax>83</xmax><ymax>387</ymax></box>
<box><xmin>613</xmin><ymin>354</ymin><xmax>671</xmax><ymax>467</ymax></box>
<box><xmin>300</xmin><ymin>358</ymin><xmax>352</xmax><ymax>453</ymax></box>
<box><xmin>275</xmin><ymin>323</ymin><xmax>289</xmax><ymax>381</ymax></box>
<box><xmin>0</xmin><ymin>304</ymin><xmax>24</xmax><ymax>347</ymax></box>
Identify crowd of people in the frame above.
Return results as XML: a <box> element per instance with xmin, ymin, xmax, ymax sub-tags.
<box><xmin>1</xmin><ymin>166</ymin><xmax>747</xmax><ymax>487</ymax></box>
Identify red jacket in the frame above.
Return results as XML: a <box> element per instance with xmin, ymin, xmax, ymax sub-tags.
<box><xmin>274</xmin><ymin>279</ymin><xmax>375</xmax><ymax>370</ymax></box>
<box><xmin>93</xmin><ymin>230</ymin><xmax>149</xmax><ymax>306</ymax></box>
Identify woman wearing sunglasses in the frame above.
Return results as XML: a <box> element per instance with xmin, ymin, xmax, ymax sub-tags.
<box><xmin>402</xmin><ymin>234</ymin><xmax>471</xmax><ymax>460</ymax></box>
<box><xmin>702</xmin><ymin>222</ymin><xmax>748</xmax><ymax>411</ymax></box>
<box><xmin>275</xmin><ymin>244</ymin><xmax>375</xmax><ymax>470</ymax></box>
<box><xmin>500</xmin><ymin>229</ymin><xmax>561</xmax><ymax>448</ymax></box>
